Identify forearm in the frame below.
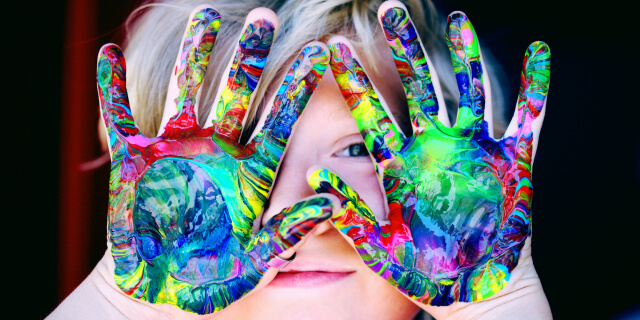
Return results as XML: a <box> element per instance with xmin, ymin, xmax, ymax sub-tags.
<box><xmin>48</xmin><ymin>249</ymin><xmax>283</xmax><ymax>319</ymax></box>
<box><xmin>47</xmin><ymin>251</ymin><xmax>172</xmax><ymax>320</ymax></box>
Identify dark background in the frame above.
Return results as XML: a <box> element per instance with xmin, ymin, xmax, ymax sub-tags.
<box><xmin>10</xmin><ymin>0</ymin><xmax>639</xmax><ymax>319</ymax></box>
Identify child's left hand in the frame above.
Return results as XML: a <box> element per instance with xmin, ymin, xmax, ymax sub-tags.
<box><xmin>309</xmin><ymin>1</ymin><xmax>550</xmax><ymax>312</ymax></box>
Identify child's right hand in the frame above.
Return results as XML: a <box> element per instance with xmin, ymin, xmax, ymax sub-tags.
<box><xmin>97</xmin><ymin>5</ymin><xmax>332</xmax><ymax>315</ymax></box>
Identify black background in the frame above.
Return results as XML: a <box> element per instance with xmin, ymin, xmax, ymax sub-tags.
<box><xmin>10</xmin><ymin>0</ymin><xmax>639</xmax><ymax>319</ymax></box>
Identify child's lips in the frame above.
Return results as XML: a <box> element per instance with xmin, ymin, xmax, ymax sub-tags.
<box><xmin>268</xmin><ymin>270</ymin><xmax>355</xmax><ymax>288</ymax></box>
<box><xmin>268</xmin><ymin>257</ymin><xmax>357</xmax><ymax>288</ymax></box>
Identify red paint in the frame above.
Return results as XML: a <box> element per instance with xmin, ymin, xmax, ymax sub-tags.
<box><xmin>380</xmin><ymin>202</ymin><xmax>412</xmax><ymax>251</ymax></box>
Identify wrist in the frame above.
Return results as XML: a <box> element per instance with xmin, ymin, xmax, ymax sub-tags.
<box><xmin>49</xmin><ymin>250</ymin><xmax>226</xmax><ymax>319</ymax></box>
<box><xmin>414</xmin><ymin>238</ymin><xmax>551</xmax><ymax>320</ymax></box>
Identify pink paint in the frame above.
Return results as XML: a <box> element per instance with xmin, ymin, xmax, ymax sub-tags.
<box><xmin>462</xmin><ymin>29</ymin><xmax>474</xmax><ymax>46</ymax></box>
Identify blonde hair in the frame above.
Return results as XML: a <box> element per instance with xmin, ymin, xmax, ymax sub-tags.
<box><xmin>123</xmin><ymin>0</ymin><xmax>506</xmax><ymax>139</ymax></box>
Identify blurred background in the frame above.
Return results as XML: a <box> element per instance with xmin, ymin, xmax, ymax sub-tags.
<box><xmin>10</xmin><ymin>0</ymin><xmax>638</xmax><ymax>318</ymax></box>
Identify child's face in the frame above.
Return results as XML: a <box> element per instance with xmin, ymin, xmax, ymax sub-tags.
<box><xmin>217</xmin><ymin>46</ymin><xmax>420</xmax><ymax>318</ymax></box>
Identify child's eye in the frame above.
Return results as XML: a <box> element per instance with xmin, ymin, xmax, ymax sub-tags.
<box><xmin>335</xmin><ymin>143</ymin><xmax>369</xmax><ymax>157</ymax></box>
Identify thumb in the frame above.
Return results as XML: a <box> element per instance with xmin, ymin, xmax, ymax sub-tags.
<box><xmin>252</xmin><ymin>196</ymin><xmax>333</xmax><ymax>264</ymax></box>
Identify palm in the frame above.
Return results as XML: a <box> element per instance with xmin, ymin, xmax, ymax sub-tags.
<box><xmin>98</xmin><ymin>7</ymin><xmax>330</xmax><ymax>314</ymax></box>
<box><xmin>390</xmin><ymin>126</ymin><xmax>504</xmax><ymax>277</ymax></box>
<box><xmin>312</xmin><ymin>8</ymin><xmax>549</xmax><ymax>306</ymax></box>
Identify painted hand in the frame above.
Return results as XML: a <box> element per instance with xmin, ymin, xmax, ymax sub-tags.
<box><xmin>309</xmin><ymin>7</ymin><xmax>550</xmax><ymax>306</ymax></box>
<box><xmin>97</xmin><ymin>6</ymin><xmax>331</xmax><ymax>314</ymax></box>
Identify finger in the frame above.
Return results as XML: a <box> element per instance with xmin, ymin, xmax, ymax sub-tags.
<box><xmin>495</xmin><ymin>42</ymin><xmax>550</xmax><ymax>257</ymax></box>
<box><xmin>96</xmin><ymin>44</ymin><xmax>143</xmax><ymax>159</ymax></box>
<box><xmin>244</xmin><ymin>43</ymin><xmax>329</xmax><ymax>165</ymax></box>
<box><xmin>445</xmin><ymin>11</ymin><xmax>486</xmax><ymax>132</ymax></box>
<box><xmin>158</xmin><ymin>5</ymin><xmax>220</xmax><ymax>137</ymax></box>
<box><xmin>308</xmin><ymin>168</ymin><xmax>414</xmax><ymax>283</ymax></box>
<box><xmin>307</xmin><ymin>168</ymin><xmax>383</xmax><ymax>246</ymax></box>
<box><xmin>328</xmin><ymin>38</ymin><xmax>405</xmax><ymax>164</ymax></box>
<box><xmin>378</xmin><ymin>2</ymin><xmax>445</xmax><ymax>129</ymax></box>
<box><xmin>503</xmin><ymin>41</ymin><xmax>551</xmax><ymax>162</ymax></box>
<box><xmin>252</xmin><ymin>195</ymin><xmax>334</xmax><ymax>264</ymax></box>
<box><xmin>309</xmin><ymin>167</ymin><xmax>414</xmax><ymax>263</ymax></box>
<box><xmin>207</xmin><ymin>8</ymin><xmax>278</xmax><ymax>156</ymax></box>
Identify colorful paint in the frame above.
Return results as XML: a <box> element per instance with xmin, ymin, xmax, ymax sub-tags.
<box><xmin>211</xmin><ymin>19</ymin><xmax>275</xmax><ymax>159</ymax></box>
<box><xmin>380</xmin><ymin>6</ymin><xmax>440</xmax><ymax>128</ymax></box>
<box><xmin>97</xmin><ymin>7</ymin><xmax>331</xmax><ymax>314</ymax></box>
<box><xmin>319</xmin><ymin>9</ymin><xmax>550</xmax><ymax>305</ymax></box>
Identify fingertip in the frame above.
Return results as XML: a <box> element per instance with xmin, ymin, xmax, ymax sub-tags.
<box><xmin>298</xmin><ymin>195</ymin><xmax>336</xmax><ymax>221</ymax></box>
<box><xmin>97</xmin><ymin>44</ymin><xmax>125</xmax><ymax>89</ymax></box>
<box><xmin>522</xmin><ymin>41</ymin><xmax>551</xmax><ymax>116</ymax></box>
<box><xmin>305</xmin><ymin>166</ymin><xmax>326</xmax><ymax>180</ymax></box>
<box><xmin>326</xmin><ymin>40</ymin><xmax>367</xmax><ymax>87</ymax></box>
<box><xmin>306</xmin><ymin>170</ymin><xmax>323</xmax><ymax>191</ymax></box>
<box><xmin>306</xmin><ymin>167</ymin><xmax>330</xmax><ymax>190</ymax></box>
<box><xmin>378</xmin><ymin>0</ymin><xmax>408</xmax><ymax>20</ymax></box>
<box><xmin>525</xmin><ymin>41</ymin><xmax>551</xmax><ymax>66</ymax></box>
<box><xmin>305</xmin><ymin>168</ymin><xmax>354</xmax><ymax>204</ymax></box>
<box><xmin>186</xmin><ymin>4</ymin><xmax>221</xmax><ymax>33</ymax></box>
<box><xmin>236</xmin><ymin>8</ymin><xmax>278</xmax><ymax>62</ymax></box>
<box><xmin>445</xmin><ymin>11</ymin><xmax>477</xmax><ymax>49</ymax></box>
<box><xmin>179</xmin><ymin>6</ymin><xmax>221</xmax><ymax>54</ymax></box>
<box><xmin>98</xmin><ymin>43</ymin><xmax>120</xmax><ymax>57</ymax></box>
<box><xmin>526</xmin><ymin>41</ymin><xmax>551</xmax><ymax>61</ymax></box>
<box><xmin>303</xmin><ymin>41</ymin><xmax>329</xmax><ymax>53</ymax></box>
<box><xmin>529</xmin><ymin>41</ymin><xmax>551</xmax><ymax>53</ymax></box>
<box><xmin>326</xmin><ymin>38</ymin><xmax>366</xmax><ymax>76</ymax></box>
<box><xmin>301</xmin><ymin>42</ymin><xmax>330</xmax><ymax>67</ymax></box>
<box><xmin>245</xmin><ymin>7</ymin><xmax>279</xmax><ymax>32</ymax></box>
<box><xmin>445</xmin><ymin>11</ymin><xmax>469</xmax><ymax>39</ymax></box>
<box><xmin>326</xmin><ymin>36</ymin><xmax>358</xmax><ymax>58</ymax></box>
<box><xmin>327</xmin><ymin>42</ymin><xmax>346</xmax><ymax>66</ymax></box>
<box><xmin>378</xmin><ymin>2</ymin><xmax>411</xmax><ymax>36</ymax></box>
<box><xmin>97</xmin><ymin>44</ymin><xmax>123</xmax><ymax>68</ymax></box>
<box><xmin>297</xmin><ymin>42</ymin><xmax>330</xmax><ymax>73</ymax></box>
<box><xmin>525</xmin><ymin>42</ymin><xmax>551</xmax><ymax>72</ymax></box>
<box><xmin>447</xmin><ymin>10</ymin><xmax>468</xmax><ymax>22</ymax></box>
